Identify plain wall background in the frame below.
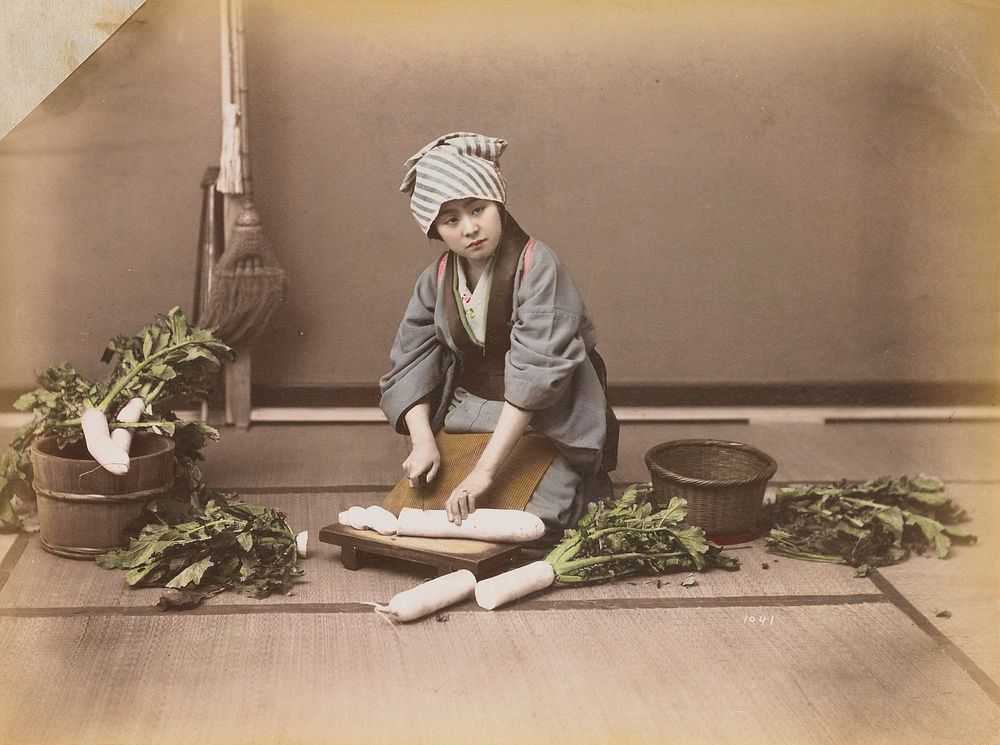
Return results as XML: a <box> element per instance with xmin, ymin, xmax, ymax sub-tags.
<box><xmin>1</xmin><ymin>0</ymin><xmax>998</xmax><ymax>396</ymax></box>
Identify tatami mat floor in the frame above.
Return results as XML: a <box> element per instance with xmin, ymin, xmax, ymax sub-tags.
<box><xmin>0</xmin><ymin>419</ymin><xmax>997</xmax><ymax>745</ymax></box>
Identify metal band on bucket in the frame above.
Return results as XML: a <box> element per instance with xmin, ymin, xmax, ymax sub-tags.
<box><xmin>32</xmin><ymin>482</ymin><xmax>173</xmax><ymax>504</ymax></box>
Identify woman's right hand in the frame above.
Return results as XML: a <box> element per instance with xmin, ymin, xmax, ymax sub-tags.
<box><xmin>402</xmin><ymin>438</ymin><xmax>440</xmax><ymax>487</ymax></box>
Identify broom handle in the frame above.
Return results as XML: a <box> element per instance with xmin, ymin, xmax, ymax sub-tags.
<box><xmin>217</xmin><ymin>0</ymin><xmax>243</xmax><ymax>200</ymax></box>
<box><xmin>235</xmin><ymin>0</ymin><xmax>252</xmax><ymax>199</ymax></box>
<box><xmin>220</xmin><ymin>0</ymin><xmax>232</xmax><ymax>108</ymax></box>
<box><xmin>217</xmin><ymin>0</ymin><xmax>248</xmax><ymax>240</ymax></box>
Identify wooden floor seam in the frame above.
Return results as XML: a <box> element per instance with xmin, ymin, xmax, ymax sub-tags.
<box><xmin>0</xmin><ymin>533</ymin><xmax>29</xmax><ymax>594</ymax></box>
<box><xmin>225</xmin><ymin>478</ymin><xmax>1000</xmax><ymax>495</ymax></box>
<box><xmin>869</xmin><ymin>569</ymin><xmax>1000</xmax><ymax>708</ymax></box>
<box><xmin>0</xmin><ymin>593</ymin><xmax>890</xmax><ymax>618</ymax></box>
<box><xmin>227</xmin><ymin>484</ymin><xmax>399</xmax><ymax>494</ymax></box>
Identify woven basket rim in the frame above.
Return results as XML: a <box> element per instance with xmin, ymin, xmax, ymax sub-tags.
<box><xmin>643</xmin><ymin>438</ymin><xmax>777</xmax><ymax>488</ymax></box>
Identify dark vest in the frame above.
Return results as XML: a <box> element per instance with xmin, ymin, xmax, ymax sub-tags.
<box><xmin>443</xmin><ymin>214</ymin><xmax>619</xmax><ymax>471</ymax></box>
<box><xmin>444</xmin><ymin>215</ymin><xmax>529</xmax><ymax>401</ymax></box>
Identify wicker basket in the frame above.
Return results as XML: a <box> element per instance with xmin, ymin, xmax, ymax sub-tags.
<box><xmin>644</xmin><ymin>439</ymin><xmax>777</xmax><ymax>537</ymax></box>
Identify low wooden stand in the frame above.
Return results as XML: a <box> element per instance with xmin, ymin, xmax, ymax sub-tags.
<box><xmin>318</xmin><ymin>523</ymin><xmax>523</xmax><ymax>578</ymax></box>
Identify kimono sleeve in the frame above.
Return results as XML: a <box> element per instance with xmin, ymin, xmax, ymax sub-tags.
<box><xmin>504</xmin><ymin>244</ymin><xmax>590</xmax><ymax>411</ymax></box>
<box><xmin>378</xmin><ymin>261</ymin><xmax>447</xmax><ymax>434</ymax></box>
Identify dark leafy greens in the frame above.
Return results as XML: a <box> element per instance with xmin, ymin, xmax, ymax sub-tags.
<box><xmin>97</xmin><ymin>499</ymin><xmax>302</xmax><ymax>609</ymax></box>
<box><xmin>762</xmin><ymin>475</ymin><xmax>976</xmax><ymax>576</ymax></box>
<box><xmin>0</xmin><ymin>307</ymin><xmax>232</xmax><ymax>530</ymax></box>
<box><xmin>544</xmin><ymin>484</ymin><xmax>740</xmax><ymax>584</ymax></box>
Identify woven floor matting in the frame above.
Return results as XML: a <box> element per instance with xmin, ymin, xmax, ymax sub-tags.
<box><xmin>0</xmin><ymin>422</ymin><xmax>998</xmax><ymax>745</ymax></box>
<box><xmin>382</xmin><ymin>432</ymin><xmax>557</xmax><ymax>512</ymax></box>
<box><xmin>0</xmin><ymin>605</ymin><xmax>997</xmax><ymax>745</ymax></box>
<box><xmin>3</xmin><ymin>486</ymin><xmax>994</xmax><ymax>610</ymax></box>
<box><xmin>875</xmin><ymin>482</ymin><xmax>1000</xmax><ymax>682</ymax></box>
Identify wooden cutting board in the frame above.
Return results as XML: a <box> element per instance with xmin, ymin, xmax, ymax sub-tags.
<box><xmin>318</xmin><ymin>522</ymin><xmax>523</xmax><ymax>578</ymax></box>
<box><xmin>382</xmin><ymin>432</ymin><xmax>558</xmax><ymax>512</ymax></box>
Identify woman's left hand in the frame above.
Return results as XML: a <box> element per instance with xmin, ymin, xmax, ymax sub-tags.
<box><xmin>446</xmin><ymin>469</ymin><xmax>493</xmax><ymax>525</ymax></box>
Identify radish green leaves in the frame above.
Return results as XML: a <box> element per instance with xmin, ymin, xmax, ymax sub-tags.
<box><xmin>544</xmin><ymin>484</ymin><xmax>740</xmax><ymax>585</ymax></box>
<box><xmin>0</xmin><ymin>307</ymin><xmax>232</xmax><ymax>531</ymax></box>
<box><xmin>763</xmin><ymin>476</ymin><xmax>976</xmax><ymax>576</ymax></box>
<box><xmin>96</xmin><ymin>499</ymin><xmax>302</xmax><ymax>609</ymax></box>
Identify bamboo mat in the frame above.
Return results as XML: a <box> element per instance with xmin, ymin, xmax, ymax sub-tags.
<box><xmin>1</xmin><ymin>419</ymin><xmax>999</xmax><ymax>745</ymax></box>
<box><xmin>0</xmin><ymin>533</ymin><xmax>888</xmax><ymax>610</ymax></box>
<box><xmin>0</xmin><ymin>489</ymin><xmax>927</xmax><ymax>610</ymax></box>
<box><xmin>1</xmin><ymin>484</ymin><xmax>992</xmax><ymax>609</ymax></box>
<box><xmin>875</xmin><ymin>482</ymin><xmax>1000</xmax><ymax>682</ymax></box>
<box><xmin>382</xmin><ymin>432</ymin><xmax>557</xmax><ymax>512</ymax></box>
<box><xmin>0</xmin><ymin>605</ymin><xmax>997</xmax><ymax>745</ymax></box>
<box><xmin>0</xmin><ymin>492</ymin><xmax>419</xmax><ymax>610</ymax></box>
<box><xmin>0</xmin><ymin>533</ymin><xmax>16</xmax><ymax>567</ymax></box>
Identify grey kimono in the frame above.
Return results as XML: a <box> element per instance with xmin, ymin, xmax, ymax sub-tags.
<box><xmin>379</xmin><ymin>221</ymin><xmax>618</xmax><ymax>530</ymax></box>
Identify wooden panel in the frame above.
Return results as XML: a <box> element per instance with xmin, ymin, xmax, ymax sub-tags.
<box><xmin>192</xmin><ymin>420</ymin><xmax>1000</xmax><ymax>489</ymax></box>
<box><xmin>194</xmin><ymin>423</ymin><xmax>408</xmax><ymax>489</ymax></box>
<box><xmin>617</xmin><ymin>421</ymin><xmax>1000</xmax><ymax>484</ymax></box>
<box><xmin>6</xmin><ymin>421</ymin><xmax>1000</xmax><ymax>491</ymax></box>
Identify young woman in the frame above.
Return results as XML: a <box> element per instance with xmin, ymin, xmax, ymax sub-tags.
<box><xmin>379</xmin><ymin>132</ymin><xmax>618</xmax><ymax>540</ymax></box>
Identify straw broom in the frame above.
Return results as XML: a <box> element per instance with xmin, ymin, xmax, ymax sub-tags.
<box><xmin>201</xmin><ymin>0</ymin><xmax>287</xmax><ymax>348</ymax></box>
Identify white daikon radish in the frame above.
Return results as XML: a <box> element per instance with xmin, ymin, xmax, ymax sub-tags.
<box><xmin>80</xmin><ymin>408</ymin><xmax>130</xmax><ymax>476</ymax></box>
<box><xmin>374</xmin><ymin>569</ymin><xmax>476</xmax><ymax>622</ymax></box>
<box><xmin>475</xmin><ymin>561</ymin><xmax>556</xmax><ymax>610</ymax></box>
<box><xmin>365</xmin><ymin>505</ymin><xmax>398</xmax><ymax>535</ymax></box>
<box><xmin>296</xmin><ymin>531</ymin><xmax>309</xmax><ymax>558</ymax></box>
<box><xmin>397</xmin><ymin>508</ymin><xmax>545</xmax><ymax>543</ymax></box>
<box><xmin>109</xmin><ymin>397</ymin><xmax>146</xmax><ymax>453</ymax></box>
<box><xmin>338</xmin><ymin>506</ymin><xmax>370</xmax><ymax>530</ymax></box>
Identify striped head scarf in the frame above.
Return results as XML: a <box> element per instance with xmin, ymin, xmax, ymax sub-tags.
<box><xmin>399</xmin><ymin>132</ymin><xmax>508</xmax><ymax>235</ymax></box>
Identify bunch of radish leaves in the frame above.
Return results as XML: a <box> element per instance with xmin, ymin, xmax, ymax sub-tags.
<box><xmin>0</xmin><ymin>307</ymin><xmax>232</xmax><ymax>531</ymax></box>
<box><xmin>762</xmin><ymin>475</ymin><xmax>976</xmax><ymax>576</ymax></box>
<box><xmin>97</xmin><ymin>498</ymin><xmax>302</xmax><ymax>610</ymax></box>
<box><xmin>544</xmin><ymin>484</ymin><xmax>740</xmax><ymax>584</ymax></box>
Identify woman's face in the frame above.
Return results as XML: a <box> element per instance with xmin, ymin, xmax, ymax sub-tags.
<box><xmin>433</xmin><ymin>198</ymin><xmax>503</xmax><ymax>267</ymax></box>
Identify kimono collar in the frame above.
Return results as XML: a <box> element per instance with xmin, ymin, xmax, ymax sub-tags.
<box><xmin>444</xmin><ymin>214</ymin><xmax>530</xmax><ymax>359</ymax></box>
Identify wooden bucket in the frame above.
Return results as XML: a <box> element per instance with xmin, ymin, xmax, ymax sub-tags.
<box><xmin>30</xmin><ymin>433</ymin><xmax>175</xmax><ymax>559</ymax></box>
